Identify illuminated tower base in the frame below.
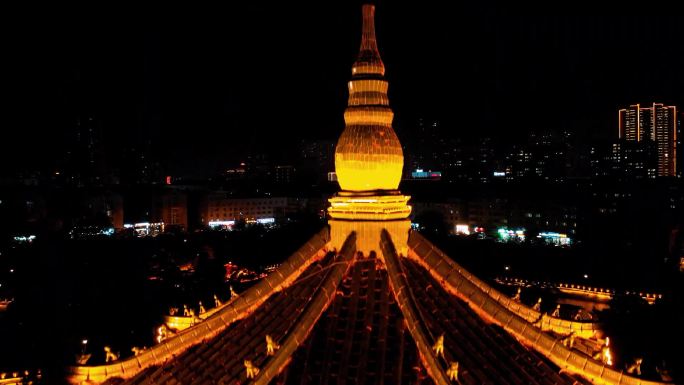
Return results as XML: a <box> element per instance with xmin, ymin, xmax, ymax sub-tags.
<box><xmin>328</xmin><ymin>190</ymin><xmax>411</xmax><ymax>256</ymax></box>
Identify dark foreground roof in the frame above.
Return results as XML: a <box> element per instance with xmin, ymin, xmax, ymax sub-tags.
<box><xmin>115</xmin><ymin>238</ymin><xmax>590</xmax><ymax>385</ymax></box>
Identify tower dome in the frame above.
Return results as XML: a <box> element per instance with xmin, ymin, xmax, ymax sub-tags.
<box><xmin>334</xmin><ymin>4</ymin><xmax>403</xmax><ymax>191</ymax></box>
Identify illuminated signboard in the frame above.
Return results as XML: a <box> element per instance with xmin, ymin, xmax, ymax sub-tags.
<box><xmin>411</xmin><ymin>169</ymin><xmax>442</xmax><ymax>179</ymax></box>
<box><xmin>208</xmin><ymin>220</ymin><xmax>235</xmax><ymax>229</ymax></box>
<box><xmin>537</xmin><ymin>232</ymin><xmax>572</xmax><ymax>246</ymax></box>
<box><xmin>497</xmin><ymin>228</ymin><xmax>525</xmax><ymax>242</ymax></box>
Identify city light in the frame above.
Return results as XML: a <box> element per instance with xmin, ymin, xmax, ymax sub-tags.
<box><xmin>131</xmin><ymin>222</ymin><xmax>164</xmax><ymax>237</ymax></box>
<box><xmin>497</xmin><ymin>228</ymin><xmax>525</xmax><ymax>243</ymax></box>
<box><xmin>208</xmin><ymin>220</ymin><xmax>236</xmax><ymax>228</ymax></box>
<box><xmin>455</xmin><ymin>224</ymin><xmax>470</xmax><ymax>235</ymax></box>
<box><xmin>411</xmin><ymin>170</ymin><xmax>442</xmax><ymax>179</ymax></box>
<box><xmin>537</xmin><ymin>232</ymin><xmax>572</xmax><ymax>246</ymax></box>
<box><xmin>1</xmin><ymin>4</ymin><xmax>679</xmax><ymax>385</ymax></box>
<box><xmin>604</xmin><ymin>337</ymin><xmax>613</xmax><ymax>366</ymax></box>
<box><xmin>12</xmin><ymin>235</ymin><xmax>36</xmax><ymax>243</ymax></box>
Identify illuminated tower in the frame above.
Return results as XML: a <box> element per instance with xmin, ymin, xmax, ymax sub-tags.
<box><xmin>328</xmin><ymin>4</ymin><xmax>411</xmax><ymax>255</ymax></box>
<box><xmin>618</xmin><ymin>104</ymin><xmax>643</xmax><ymax>142</ymax></box>
<box><xmin>652</xmin><ymin>103</ymin><xmax>677</xmax><ymax>177</ymax></box>
<box><xmin>618</xmin><ymin>103</ymin><xmax>678</xmax><ymax>177</ymax></box>
<box><xmin>68</xmin><ymin>7</ymin><xmax>653</xmax><ymax>385</ymax></box>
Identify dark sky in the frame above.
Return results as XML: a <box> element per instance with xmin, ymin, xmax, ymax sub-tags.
<box><xmin>4</xmin><ymin>2</ymin><xmax>684</xmax><ymax>176</ymax></box>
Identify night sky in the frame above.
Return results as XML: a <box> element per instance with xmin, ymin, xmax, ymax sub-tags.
<box><xmin>4</xmin><ymin>2</ymin><xmax>683</xmax><ymax>176</ymax></box>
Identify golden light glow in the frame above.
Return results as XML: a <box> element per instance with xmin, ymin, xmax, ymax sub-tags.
<box><xmin>244</xmin><ymin>360</ymin><xmax>259</xmax><ymax>379</ymax></box>
<box><xmin>673</xmin><ymin>105</ymin><xmax>677</xmax><ymax>176</ymax></box>
<box><xmin>266</xmin><ymin>334</ymin><xmax>280</xmax><ymax>356</ymax></box>
<box><xmin>104</xmin><ymin>346</ymin><xmax>118</xmax><ymax>363</ymax></box>
<box><xmin>446</xmin><ymin>361</ymin><xmax>459</xmax><ymax>382</ymax></box>
<box><xmin>328</xmin><ymin>194</ymin><xmax>411</xmax><ymax>220</ymax></box>
<box><xmin>432</xmin><ymin>334</ymin><xmax>445</xmax><ymax>358</ymax></box>
<box><xmin>156</xmin><ymin>326</ymin><xmax>164</xmax><ymax>344</ymax></box>
<box><xmin>626</xmin><ymin>357</ymin><xmax>643</xmax><ymax>376</ymax></box>
<box><xmin>327</xmin><ymin>4</ymin><xmax>411</xmax><ymax>257</ymax></box>
<box><xmin>512</xmin><ymin>287</ymin><xmax>521</xmax><ymax>302</ymax></box>
<box><xmin>334</xmin><ymin>4</ymin><xmax>403</xmax><ymax>191</ymax></box>
<box><xmin>604</xmin><ymin>337</ymin><xmax>613</xmax><ymax>366</ymax></box>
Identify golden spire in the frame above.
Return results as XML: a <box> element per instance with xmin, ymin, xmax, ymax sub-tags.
<box><xmin>352</xmin><ymin>4</ymin><xmax>384</xmax><ymax>77</ymax></box>
<box><xmin>334</xmin><ymin>4</ymin><xmax>403</xmax><ymax>192</ymax></box>
<box><xmin>328</xmin><ymin>4</ymin><xmax>411</xmax><ymax>257</ymax></box>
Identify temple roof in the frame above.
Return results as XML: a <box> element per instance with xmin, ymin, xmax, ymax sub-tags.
<box><xmin>69</xmin><ymin>229</ymin><xmax>673</xmax><ymax>385</ymax></box>
<box><xmin>66</xmin><ymin>5</ymin><xmax>674</xmax><ymax>385</ymax></box>
<box><xmin>108</xmin><ymin>231</ymin><xmax>595</xmax><ymax>385</ymax></box>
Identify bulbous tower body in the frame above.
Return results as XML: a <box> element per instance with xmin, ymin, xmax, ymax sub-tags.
<box><xmin>334</xmin><ymin>4</ymin><xmax>403</xmax><ymax>191</ymax></box>
<box><xmin>328</xmin><ymin>4</ymin><xmax>410</xmax><ymax>257</ymax></box>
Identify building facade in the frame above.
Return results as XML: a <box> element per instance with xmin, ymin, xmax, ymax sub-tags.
<box><xmin>203</xmin><ymin>194</ymin><xmax>299</xmax><ymax>224</ymax></box>
<box><xmin>618</xmin><ymin>103</ymin><xmax>678</xmax><ymax>177</ymax></box>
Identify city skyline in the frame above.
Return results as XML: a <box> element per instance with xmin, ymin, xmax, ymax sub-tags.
<box><xmin>62</xmin><ymin>6</ymin><xmax>677</xmax><ymax>384</ymax></box>
<box><xmin>618</xmin><ymin>103</ymin><xmax>678</xmax><ymax>177</ymax></box>
<box><xmin>4</xmin><ymin>3</ymin><xmax>684</xmax><ymax>176</ymax></box>
<box><xmin>1</xmin><ymin>5</ymin><xmax>682</xmax><ymax>383</ymax></box>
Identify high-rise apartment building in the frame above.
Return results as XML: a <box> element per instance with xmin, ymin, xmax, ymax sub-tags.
<box><xmin>618</xmin><ymin>103</ymin><xmax>678</xmax><ymax>177</ymax></box>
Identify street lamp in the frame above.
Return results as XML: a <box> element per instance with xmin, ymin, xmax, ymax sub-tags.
<box><xmin>81</xmin><ymin>339</ymin><xmax>88</xmax><ymax>354</ymax></box>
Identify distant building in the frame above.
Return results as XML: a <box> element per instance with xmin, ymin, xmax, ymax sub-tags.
<box><xmin>78</xmin><ymin>192</ymin><xmax>124</xmax><ymax>228</ymax></box>
<box><xmin>298</xmin><ymin>140</ymin><xmax>335</xmax><ymax>183</ymax></box>
<box><xmin>598</xmin><ymin>141</ymin><xmax>657</xmax><ymax>180</ymax></box>
<box><xmin>274</xmin><ymin>165</ymin><xmax>296</xmax><ymax>184</ymax></box>
<box><xmin>224</xmin><ymin>163</ymin><xmax>248</xmax><ymax>180</ymax></box>
<box><xmin>411</xmin><ymin>196</ymin><xmax>578</xmax><ymax>237</ymax></box>
<box><xmin>155</xmin><ymin>190</ymin><xmax>188</xmax><ymax>230</ymax></box>
<box><xmin>409</xmin><ymin>169</ymin><xmax>442</xmax><ymax>180</ymax></box>
<box><xmin>412</xmin><ymin>200</ymin><xmax>465</xmax><ymax>229</ymax></box>
<box><xmin>62</xmin><ymin>114</ymin><xmax>108</xmax><ymax>187</ymax></box>
<box><xmin>405</xmin><ymin>119</ymin><xmax>449</xmax><ymax>173</ymax></box>
<box><xmin>203</xmin><ymin>194</ymin><xmax>300</xmax><ymax>224</ymax></box>
<box><xmin>618</xmin><ymin>103</ymin><xmax>678</xmax><ymax>177</ymax></box>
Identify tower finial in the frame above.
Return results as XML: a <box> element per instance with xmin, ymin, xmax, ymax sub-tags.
<box><xmin>360</xmin><ymin>4</ymin><xmax>379</xmax><ymax>55</ymax></box>
<box><xmin>352</xmin><ymin>4</ymin><xmax>385</xmax><ymax>76</ymax></box>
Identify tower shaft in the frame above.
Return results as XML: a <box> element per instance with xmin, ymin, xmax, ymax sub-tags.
<box><xmin>329</xmin><ymin>4</ymin><xmax>410</xmax><ymax>256</ymax></box>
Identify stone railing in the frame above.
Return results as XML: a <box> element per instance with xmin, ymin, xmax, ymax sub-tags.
<box><xmin>498</xmin><ymin>277</ymin><xmax>663</xmax><ymax>305</ymax></box>
<box><xmin>408</xmin><ymin>230</ymin><xmax>674</xmax><ymax>385</ymax></box>
<box><xmin>66</xmin><ymin>227</ymin><xmax>330</xmax><ymax>385</ymax></box>
<box><xmin>162</xmin><ymin>297</ymin><xmax>231</xmax><ymax>332</ymax></box>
